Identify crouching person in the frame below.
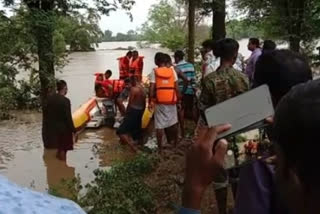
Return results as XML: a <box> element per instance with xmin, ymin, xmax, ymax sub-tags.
<box><xmin>116</xmin><ymin>76</ymin><xmax>146</xmax><ymax>152</ymax></box>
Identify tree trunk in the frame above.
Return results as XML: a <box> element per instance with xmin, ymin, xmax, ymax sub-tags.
<box><xmin>27</xmin><ymin>2</ymin><xmax>55</xmax><ymax>146</ymax></box>
<box><xmin>212</xmin><ymin>0</ymin><xmax>226</xmax><ymax>42</ymax></box>
<box><xmin>289</xmin><ymin>36</ymin><xmax>301</xmax><ymax>52</ymax></box>
<box><xmin>187</xmin><ymin>0</ymin><xmax>196</xmax><ymax>63</ymax></box>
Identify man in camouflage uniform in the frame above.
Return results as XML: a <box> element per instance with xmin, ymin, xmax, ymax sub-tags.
<box><xmin>198</xmin><ymin>38</ymin><xmax>249</xmax><ymax>214</ymax></box>
<box><xmin>199</xmin><ymin>67</ymin><xmax>248</xmax><ymax>111</ymax></box>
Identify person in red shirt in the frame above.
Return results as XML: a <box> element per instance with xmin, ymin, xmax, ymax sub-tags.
<box><xmin>95</xmin><ymin>70</ymin><xmax>113</xmax><ymax>97</ymax></box>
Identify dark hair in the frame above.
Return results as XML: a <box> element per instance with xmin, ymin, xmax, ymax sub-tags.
<box><xmin>263</xmin><ymin>40</ymin><xmax>276</xmax><ymax>52</ymax></box>
<box><xmin>249</xmin><ymin>38</ymin><xmax>260</xmax><ymax>47</ymax></box>
<box><xmin>202</xmin><ymin>39</ymin><xmax>215</xmax><ymax>50</ymax></box>
<box><xmin>130</xmin><ymin>75</ymin><xmax>138</xmax><ymax>83</ymax></box>
<box><xmin>155</xmin><ymin>52</ymin><xmax>165</xmax><ymax>66</ymax></box>
<box><xmin>126</xmin><ymin>51</ymin><xmax>133</xmax><ymax>57</ymax></box>
<box><xmin>254</xmin><ymin>50</ymin><xmax>312</xmax><ymax>105</ymax></box>
<box><xmin>273</xmin><ymin>80</ymin><xmax>320</xmax><ymax>195</ymax></box>
<box><xmin>214</xmin><ymin>38</ymin><xmax>239</xmax><ymax>60</ymax></box>
<box><xmin>133</xmin><ymin>50</ymin><xmax>138</xmax><ymax>55</ymax></box>
<box><xmin>95</xmin><ymin>83</ymin><xmax>103</xmax><ymax>92</ymax></box>
<box><xmin>163</xmin><ymin>54</ymin><xmax>172</xmax><ymax>64</ymax></box>
<box><xmin>56</xmin><ymin>80</ymin><xmax>67</xmax><ymax>91</ymax></box>
<box><xmin>105</xmin><ymin>70</ymin><xmax>112</xmax><ymax>76</ymax></box>
<box><xmin>124</xmin><ymin>78</ymin><xmax>131</xmax><ymax>84</ymax></box>
<box><xmin>174</xmin><ymin>50</ymin><xmax>185</xmax><ymax>60</ymax></box>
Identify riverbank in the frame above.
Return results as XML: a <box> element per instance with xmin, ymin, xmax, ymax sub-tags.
<box><xmin>0</xmin><ymin>111</ymin><xmax>134</xmax><ymax>193</ymax></box>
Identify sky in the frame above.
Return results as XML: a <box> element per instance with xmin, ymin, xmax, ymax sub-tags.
<box><xmin>0</xmin><ymin>0</ymin><xmax>236</xmax><ymax>35</ymax></box>
<box><xmin>99</xmin><ymin>0</ymin><xmax>159</xmax><ymax>34</ymax></box>
<box><xmin>0</xmin><ymin>0</ymin><xmax>158</xmax><ymax>35</ymax></box>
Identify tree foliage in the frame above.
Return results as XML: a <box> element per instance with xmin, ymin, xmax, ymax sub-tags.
<box><xmin>0</xmin><ymin>8</ymin><xmax>42</xmax><ymax>117</ymax></box>
<box><xmin>226</xmin><ymin>19</ymin><xmax>265</xmax><ymax>40</ymax></box>
<box><xmin>233</xmin><ymin>0</ymin><xmax>320</xmax><ymax>52</ymax></box>
<box><xmin>56</xmin><ymin>9</ymin><xmax>103</xmax><ymax>51</ymax></box>
<box><xmin>140</xmin><ymin>0</ymin><xmax>210</xmax><ymax>51</ymax></box>
<box><xmin>101</xmin><ymin>29</ymin><xmax>140</xmax><ymax>42</ymax></box>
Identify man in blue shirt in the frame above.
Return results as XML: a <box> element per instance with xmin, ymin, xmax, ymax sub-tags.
<box><xmin>174</xmin><ymin>50</ymin><xmax>198</xmax><ymax>138</ymax></box>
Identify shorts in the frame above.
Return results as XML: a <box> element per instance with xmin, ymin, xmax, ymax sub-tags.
<box><xmin>116</xmin><ymin>107</ymin><xmax>144</xmax><ymax>140</ymax></box>
<box><xmin>181</xmin><ymin>94</ymin><xmax>197</xmax><ymax>118</ymax></box>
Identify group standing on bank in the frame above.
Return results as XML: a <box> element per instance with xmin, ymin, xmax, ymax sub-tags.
<box><xmin>39</xmin><ymin>37</ymin><xmax>320</xmax><ymax>214</ymax></box>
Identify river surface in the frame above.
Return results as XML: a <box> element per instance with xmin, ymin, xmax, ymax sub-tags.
<box><xmin>0</xmin><ymin>40</ymin><xmax>255</xmax><ymax>193</ymax></box>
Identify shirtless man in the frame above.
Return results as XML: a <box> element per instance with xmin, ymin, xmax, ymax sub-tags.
<box><xmin>116</xmin><ymin>76</ymin><xmax>146</xmax><ymax>152</ymax></box>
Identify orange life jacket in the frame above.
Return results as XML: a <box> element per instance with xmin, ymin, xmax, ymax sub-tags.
<box><xmin>155</xmin><ymin>67</ymin><xmax>177</xmax><ymax>105</ymax></box>
<box><xmin>129</xmin><ymin>56</ymin><xmax>144</xmax><ymax>80</ymax></box>
<box><xmin>118</xmin><ymin>57</ymin><xmax>130</xmax><ymax>80</ymax></box>
<box><xmin>112</xmin><ymin>80</ymin><xmax>125</xmax><ymax>95</ymax></box>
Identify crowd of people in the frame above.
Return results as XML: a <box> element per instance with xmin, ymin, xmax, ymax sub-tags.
<box><xmin>4</xmin><ymin>37</ymin><xmax>320</xmax><ymax>214</ymax></box>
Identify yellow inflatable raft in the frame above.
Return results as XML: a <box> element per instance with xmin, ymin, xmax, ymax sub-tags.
<box><xmin>72</xmin><ymin>98</ymin><xmax>97</xmax><ymax>129</ymax></box>
<box><xmin>141</xmin><ymin>108</ymin><xmax>153</xmax><ymax>129</ymax></box>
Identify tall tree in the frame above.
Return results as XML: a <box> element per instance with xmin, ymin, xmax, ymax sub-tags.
<box><xmin>201</xmin><ymin>0</ymin><xmax>226</xmax><ymax>41</ymax></box>
<box><xmin>187</xmin><ymin>0</ymin><xmax>196</xmax><ymax>63</ymax></box>
<box><xmin>212</xmin><ymin>0</ymin><xmax>226</xmax><ymax>41</ymax></box>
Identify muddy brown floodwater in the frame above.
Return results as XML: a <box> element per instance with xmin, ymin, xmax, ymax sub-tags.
<box><xmin>0</xmin><ymin>111</ymin><xmax>136</xmax><ymax>193</ymax></box>
<box><xmin>0</xmin><ymin>41</ymin><xmax>163</xmax><ymax>193</ymax></box>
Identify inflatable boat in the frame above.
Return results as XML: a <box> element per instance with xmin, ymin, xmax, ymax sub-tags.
<box><xmin>72</xmin><ymin>98</ymin><xmax>153</xmax><ymax>130</ymax></box>
<box><xmin>72</xmin><ymin>97</ymin><xmax>116</xmax><ymax>130</ymax></box>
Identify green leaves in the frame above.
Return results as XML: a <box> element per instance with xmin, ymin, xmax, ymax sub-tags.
<box><xmin>77</xmin><ymin>154</ymin><xmax>157</xmax><ymax>214</ymax></box>
<box><xmin>233</xmin><ymin>0</ymin><xmax>320</xmax><ymax>52</ymax></box>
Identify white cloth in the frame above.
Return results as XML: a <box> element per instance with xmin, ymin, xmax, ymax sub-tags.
<box><xmin>0</xmin><ymin>175</ymin><xmax>85</xmax><ymax>214</ymax></box>
<box><xmin>150</xmin><ymin>67</ymin><xmax>178</xmax><ymax>129</ymax></box>
<box><xmin>154</xmin><ymin>104</ymin><xmax>178</xmax><ymax>129</ymax></box>
<box><xmin>203</xmin><ymin>51</ymin><xmax>220</xmax><ymax>77</ymax></box>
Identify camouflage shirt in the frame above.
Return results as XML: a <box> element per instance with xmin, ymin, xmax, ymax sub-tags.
<box><xmin>199</xmin><ymin>66</ymin><xmax>249</xmax><ymax>111</ymax></box>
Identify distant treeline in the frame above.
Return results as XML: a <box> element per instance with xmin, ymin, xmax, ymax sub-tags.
<box><xmin>101</xmin><ymin>30</ymin><xmax>141</xmax><ymax>42</ymax></box>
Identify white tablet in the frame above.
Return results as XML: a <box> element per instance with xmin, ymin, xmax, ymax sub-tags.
<box><xmin>205</xmin><ymin>85</ymin><xmax>274</xmax><ymax>139</ymax></box>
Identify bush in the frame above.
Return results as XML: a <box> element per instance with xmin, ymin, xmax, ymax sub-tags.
<box><xmin>0</xmin><ymin>69</ymin><xmax>41</xmax><ymax>119</ymax></box>
<box><xmin>52</xmin><ymin>154</ymin><xmax>158</xmax><ymax>214</ymax></box>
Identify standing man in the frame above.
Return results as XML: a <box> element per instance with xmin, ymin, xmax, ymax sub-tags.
<box><xmin>199</xmin><ymin>38</ymin><xmax>249</xmax><ymax>214</ymax></box>
<box><xmin>246</xmin><ymin>38</ymin><xmax>262</xmax><ymax>83</ymax></box>
<box><xmin>129</xmin><ymin>50</ymin><xmax>144</xmax><ymax>82</ymax></box>
<box><xmin>116</xmin><ymin>76</ymin><xmax>146</xmax><ymax>152</ymax></box>
<box><xmin>201</xmin><ymin>39</ymin><xmax>220</xmax><ymax>78</ymax></box>
<box><xmin>116</xmin><ymin>78</ymin><xmax>131</xmax><ymax>117</ymax></box>
<box><xmin>149</xmin><ymin>52</ymin><xmax>180</xmax><ymax>152</ymax></box>
<box><xmin>43</xmin><ymin>80</ymin><xmax>77</xmax><ymax>161</ymax></box>
<box><xmin>118</xmin><ymin>51</ymin><xmax>132</xmax><ymax>80</ymax></box>
<box><xmin>174</xmin><ymin>50</ymin><xmax>198</xmax><ymax>139</ymax></box>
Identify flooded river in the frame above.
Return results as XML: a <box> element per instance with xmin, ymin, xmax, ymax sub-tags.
<box><xmin>0</xmin><ymin>40</ymin><xmax>254</xmax><ymax>194</ymax></box>
<box><xmin>0</xmin><ymin>41</ymin><xmax>162</xmax><ymax>193</ymax></box>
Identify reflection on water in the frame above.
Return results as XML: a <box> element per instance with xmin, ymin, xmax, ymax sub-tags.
<box><xmin>43</xmin><ymin>149</ymin><xmax>75</xmax><ymax>192</ymax></box>
<box><xmin>0</xmin><ymin>112</ymin><xmax>134</xmax><ymax>193</ymax></box>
